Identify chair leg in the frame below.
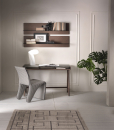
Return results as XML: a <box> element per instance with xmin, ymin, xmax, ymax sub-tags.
<box><xmin>34</xmin><ymin>83</ymin><xmax>46</xmax><ymax>100</ymax></box>
<box><xmin>17</xmin><ymin>84</ymin><xmax>27</xmax><ymax>100</ymax></box>
<box><xmin>42</xmin><ymin>83</ymin><xmax>46</xmax><ymax>100</ymax></box>
<box><xmin>26</xmin><ymin>87</ymin><xmax>38</xmax><ymax>103</ymax></box>
<box><xmin>23</xmin><ymin>87</ymin><xmax>28</xmax><ymax>96</ymax></box>
<box><xmin>24</xmin><ymin>91</ymin><xmax>25</xmax><ymax>96</ymax></box>
<box><xmin>26</xmin><ymin>83</ymin><xmax>46</xmax><ymax>103</ymax></box>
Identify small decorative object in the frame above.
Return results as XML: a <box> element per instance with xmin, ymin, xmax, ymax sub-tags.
<box><xmin>77</xmin><ymin>50</ymin><xmax>107</xmax><ymax>85</ymax></box>
<box><xmin>34</xmin><ymin>33</ymin><xmax>48</xmax><ymax>43</ymax></box>
<box><xmin>42</xmin><ymin>22</ymin><xmax>53</xmax><ymax>31</ymax></box>
<box><xmin>41</xmin><ymin>25</ymin><xmax>47</xmax><ymax>30</ymax></box>
<box><xmin>26</xmin><ymin>39</ymin><xmax>36</xmax><ymax>44</ymax></box>
<box><xmin>46</xmin><ymin>40</ymin><xmax>55</xmax><ymax>44</ymax></box>
<box><xmin>36</xmin><ymin>27</ymin><xmax>45</xmax><ymax>31</ymax></box>
<box><xmin>62</xmin><ymin>22</ymin><xmax>66</xmax><ymax>31</ymax></box>
<box><xmin>28</xmin><ymin>49</ymin><xmax>39</xmax><ymax>65</ymax></box>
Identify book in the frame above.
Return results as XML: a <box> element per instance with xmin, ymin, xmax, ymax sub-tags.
<box><xmin>62</xmin><ymin>22</ymin><xmax>66</xmax><ymax>31</ymax></box>
<box><xmin>56</xmin><ymin>22</ymin><xmax>62</xmax><ymax>31</ymax></box>
<box><xmin>26</xmin><ymin>39</ymin><xmax>35</xmax><ymax>42</ymax></box>
<box><xmin>53</xmin><ymin>23</ymin><xmax>56</xmax><ymax>31</ymax></box>
<box><xmin>39</xmin><ymin>64</ymin><xmax>49</xmax><ymax>66</ymax></box>
<box><xmin>36</xmin><ymin>28</ymin><xmax>45</xmax><ymax>31</ymax></box>
<box><xmin>39</xmin><ymin>64</ymin><xmax>59</xmax><ymax>67</ymax></box>
<box><xmin>49</xmin><ymin>64</ymin><xmax>59</xmax><ymax>66</ymax></box>
<box><xmin>26</xmin><ymin>42</ymin><xmax>36</xmax><ymax>44</ymax></box>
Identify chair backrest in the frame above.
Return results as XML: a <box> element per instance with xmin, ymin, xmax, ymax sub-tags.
<box><xmin>15</xmin><ymin>66</ymin><xmax>29</xmax><ymax>85</ymax></box>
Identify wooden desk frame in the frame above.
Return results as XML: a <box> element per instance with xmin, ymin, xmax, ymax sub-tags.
<box><xmin>26</xmin><ymin>68</ymin><xmax>71</xmax><ymax>96</ymax></box>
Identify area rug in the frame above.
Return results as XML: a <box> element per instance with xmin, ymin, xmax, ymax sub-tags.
<box><xmin>6</xmin><ymin>110</ymin><xmax>88</xmax><ymax>130</ymax></box>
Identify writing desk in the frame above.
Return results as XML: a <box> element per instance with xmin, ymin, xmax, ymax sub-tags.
<box><xmin>23</xmin><ymin>64</ymin><xmax>71</xmax><ymax>96</ymax></box>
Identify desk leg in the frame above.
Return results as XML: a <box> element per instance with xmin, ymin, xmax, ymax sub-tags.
<box><xmin>67</xmin><ymin>70</ymin><xmax>70</xmax><ymax>96</ymax></box>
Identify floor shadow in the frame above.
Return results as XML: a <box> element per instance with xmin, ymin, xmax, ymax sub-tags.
<box><xmin>0</xmin><ymin>92</ymin><xmax>17</xmax><ymax>101</ymax></box>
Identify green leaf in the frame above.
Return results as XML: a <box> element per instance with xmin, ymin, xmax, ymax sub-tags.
<box><xmin>77</xmin><ymin>59</ymin><xmax>86</xmax><ymax>68</ymax></box>
<box><xmin>77</xmin><ymin>58</ymin><xmax>95</xmax><ymax>72</ymax></box>
<box><xmin>93</xmin><ymin>68</ymin><xmax>107</xmax><ymax>85</ymax></box>
<box><xmin>93</xmin><ymin>68</ymin><xmax>101</xmax><ymax>75</ymax></box>
<box><xmin>93</xmin><ymin>67</ymin><xmax>105</xmax><ymax>76</ymax></box>
<box><xmin>88</xmin><ymin>50</ymin><xmax>107</xmax><ymax>64</ymax></box>
<box><xmin>89</xmin><ymin>52</ymin><xmax>99</xmax><ymax>62</ymax></box>
<box><xmin>85</xmin><ymin>58</ymin><xmax>95</xmax><ymax>72</ymax></box>
<box><xmin>102</xmin><ymin>72</ymin><xmax>107</xmax><ymax>81</ymax></box>
<box><xmin>94</xmin><ymin>75</ymin><xmax>103</xmax><ymax>85</ymax></box>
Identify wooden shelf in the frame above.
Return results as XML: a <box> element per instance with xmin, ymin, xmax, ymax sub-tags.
<box><xmin>24</xmin><ymin>36</ymin><xmax>69</xmax><ymax>47</ymax></box>
<box><xmin>23</xmin><ymin>23</ymin><xmax>70</xmax><ymax>47</ymax></box>
<box><xmin>24</xmin><ymin>30</ymin><xmax>69</xmax><ymax>34</ymax></box>
<box><xmin>24</xmin><ymin>43</ymin><xmax>69</xmax><ymax>47</ymax></box>
<box><xmin>24</xmin><ymin>23</ymin><xmax>69</xmax><ymax>31</ymax></box>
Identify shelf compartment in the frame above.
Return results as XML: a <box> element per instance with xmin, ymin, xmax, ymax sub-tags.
<box><xmin>24</xmin><ymin>36</ymin><xmax>69</xmax><ymax>45</ymax></box>
<box><xmin>24</xmin><ymin>23</ymin><xmax>69</xmax><ymax>31</ymax></box>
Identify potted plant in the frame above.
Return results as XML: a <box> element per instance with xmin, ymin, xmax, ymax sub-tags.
<box><xmin>77</xmin><ymin>50</ymin><xmax>107</xmax><ymax>85</ymax></box>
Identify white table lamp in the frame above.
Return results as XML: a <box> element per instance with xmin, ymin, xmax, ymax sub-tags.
<box><xmin>28</xmin><ymin>49</ymin><xmax>39</xmax><ymax>65</ymax></box>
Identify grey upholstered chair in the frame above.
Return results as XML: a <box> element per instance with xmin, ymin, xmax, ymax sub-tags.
<box><xmin>15</xmin><ymin>66</ymin><xmax>46</xmax><ymax>103</ymax></box>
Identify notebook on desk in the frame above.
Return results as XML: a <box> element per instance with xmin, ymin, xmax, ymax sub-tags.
<box><xmin>39</xmin><ymin>64</ymin><xmax>59</xmax><ymax>67</ymax></box>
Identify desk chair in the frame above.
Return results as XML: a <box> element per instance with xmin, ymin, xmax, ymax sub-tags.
<box><xmin>15</xmin><ymin>66</ymin><xmax>46</xmax><ymax>103</ymax></box>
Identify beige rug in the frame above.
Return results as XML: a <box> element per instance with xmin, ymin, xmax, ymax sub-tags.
<box><xmin>6</xmin><ymin>110</ymin><xmax>88</xmax><ymax>130</ymax></box>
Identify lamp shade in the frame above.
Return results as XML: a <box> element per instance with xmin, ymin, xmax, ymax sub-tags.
<box><xmin>28</xmin><ymin>49</ymin><xmax>39</xmax><ymax>65</ymax></box>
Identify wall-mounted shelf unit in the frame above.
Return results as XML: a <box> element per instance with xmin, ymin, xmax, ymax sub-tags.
<box><xmin>23</xmin><ymin>23</ymin><xmax>70</xmax><ymax>47</ymax></box>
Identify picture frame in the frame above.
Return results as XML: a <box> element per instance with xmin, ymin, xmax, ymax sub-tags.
<box><xmin>34</xmin><ymin>33</ymin><xmax>48</xmax><ymax>43</ymax></box>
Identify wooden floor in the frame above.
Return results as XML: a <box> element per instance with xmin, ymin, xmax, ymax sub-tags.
<box><xmin>0</xmin><ymin>88</ymin><xmax>114</xmax><ymax>130</ymax></box>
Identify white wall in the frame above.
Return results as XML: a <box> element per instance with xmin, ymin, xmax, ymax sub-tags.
<box><xmin>0</xmin><ymin>0</ymin><xmax>1</xmax><ymax>93</ymax></box>
<box><xmin>1</xmin><ymin>0</ymin><xmax>109</xmax><ymax>92</ymax></box>
<box><xmin>107</xmin><ymin>0</ymin><xmax>114</xmax><ymax>106</ymax></box>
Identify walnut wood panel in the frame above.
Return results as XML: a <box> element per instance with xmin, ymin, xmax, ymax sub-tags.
<box><xmin>24</xmin><ymin>23</ymin><xmax>69</xmax><ymax>31</ymax></box>
<box><xmin>49</xmin><ymin>36</ymin><xmax>69</xmax><ymax>44</ymax></box>
<box><xmin>24</xmin><ymin>43</ymin><xmax>69</xmax><ymax>47</ymax></box>
<box><xmin>24</xmin><ymin>31</ymin><xmax>69</xmax><ymax>34</ymax></box>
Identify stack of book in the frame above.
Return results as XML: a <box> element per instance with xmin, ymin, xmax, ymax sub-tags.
<box><xmin>36</xmin><ymin>27</ymin><xmax>45</xmax><ymax>31</ymax></box>
<box><xmin>26</xmin><ymin>39</ymin><xmax>36</xmax><ymax>44</ymax></box>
